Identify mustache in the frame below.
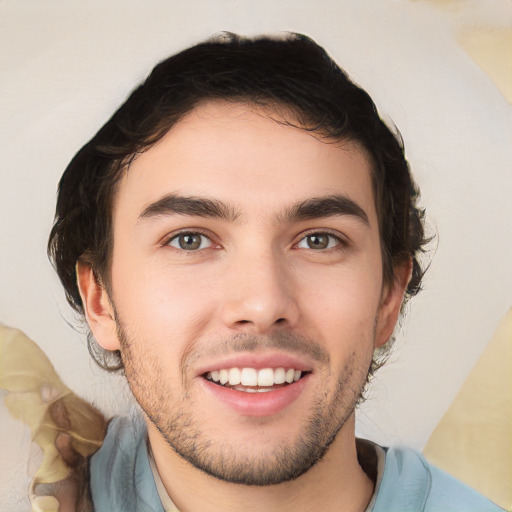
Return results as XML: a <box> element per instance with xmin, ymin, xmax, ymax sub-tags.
<box><xmin>192</xmin><ymin>332</ymin><xmax>330</xmax><ymax>365</ymax></box>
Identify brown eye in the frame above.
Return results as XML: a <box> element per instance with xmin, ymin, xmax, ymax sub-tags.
<box><xmin>297</xmin><ymin>233</ymin><xmax>340</xmax><ymax>250</ymax></box>
<box><xmin>168</xmin><ymin>233</ymin><xmax>211</xmax><ymax>251</ymax></box>
<box><xmin>307</xmin><ymin>234</ymin><xmax>329</xmax><ymax>249</ymax></box>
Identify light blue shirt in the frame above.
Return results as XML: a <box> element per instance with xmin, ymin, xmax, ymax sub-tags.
<box><xmin>90</xmin><ymin>416</ymin><xmax>504</xmax><ymax>512</ymax></box>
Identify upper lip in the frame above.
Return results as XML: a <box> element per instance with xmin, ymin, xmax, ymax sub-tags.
<box><xmin>195</xmin><ymin>351</ymin><xmax>315</xmax><ymax>377</ymax></box>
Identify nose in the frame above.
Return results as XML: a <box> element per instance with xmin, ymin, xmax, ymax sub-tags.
<box><xmin>220</xmin><ymin>248</ymin><xmax>300</xmax><ymax>334</ymax></box>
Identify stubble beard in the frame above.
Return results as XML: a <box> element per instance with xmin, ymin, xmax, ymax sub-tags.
<box><xmin>116</xmin><ymin>322</ymin><xmax>373</xmax><ymax>486</ymax></box>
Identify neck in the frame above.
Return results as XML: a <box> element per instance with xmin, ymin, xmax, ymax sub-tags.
<box><xmin>147</xmin><ymin>415</ymin><xmax>374</xmax><ymax>512</ymax></box>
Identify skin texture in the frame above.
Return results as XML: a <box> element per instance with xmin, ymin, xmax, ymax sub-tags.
<box><xmin>78</xmin><ymin>102</ymin><xmax>410</xmax><ymax>512</ymax></box>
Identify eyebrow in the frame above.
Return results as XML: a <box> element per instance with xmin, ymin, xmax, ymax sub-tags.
<box><xmin>280</xmin><ymin>195</ymin><xmax>369</xmax><ymax>226</ymax></box>
<box><xmin>138</xmin><ymin>193</ymin><xmax>369</xmax><ymax>226</ymax></box>
<box><xmin>138</xmin><ymin>194</ymin><xmax>240</xmax><ymax>222</ymax></box>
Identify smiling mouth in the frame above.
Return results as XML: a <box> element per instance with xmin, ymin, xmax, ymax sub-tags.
<box><xmin>203</xmin><ymin>367</ymin><xmax>308</xmax><ymax>393</ymax></box>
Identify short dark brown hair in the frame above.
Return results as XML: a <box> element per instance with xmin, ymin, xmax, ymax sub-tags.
<box><xmin>48</xmin><ymin>33</ymin><xmax>430</xmax><ymax>371</ymax></box>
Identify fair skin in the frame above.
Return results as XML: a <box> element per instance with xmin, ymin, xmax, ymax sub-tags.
<box><xmin>78</xmin><ymin>101</ymin><xmax>410</xmax><ymax>512</ymax></box>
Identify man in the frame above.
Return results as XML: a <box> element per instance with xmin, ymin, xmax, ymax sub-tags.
<box><xmin>47</xmin><ymin>33</ymin><xmax>503</xmax><ymax>511</ymax></box>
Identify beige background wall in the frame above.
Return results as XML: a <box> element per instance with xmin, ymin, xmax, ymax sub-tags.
<box><xmin>1</xmin><ymin>1</ymin><xmax>511</xmax><ymax>509</ymax></box>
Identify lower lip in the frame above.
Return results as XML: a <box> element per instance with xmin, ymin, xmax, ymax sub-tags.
<box><xmin>200</xmin><ymin>374</ymin><xmax>310</xmax><ymax>417</ymax></box>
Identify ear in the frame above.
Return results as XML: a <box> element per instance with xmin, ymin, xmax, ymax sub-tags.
<box><xmin>76</xmin><ymin>261</ymin><xmax>120</xmax><ymax>351</ymax></box>
<box><xmin>375</xmin><ymin>259</ymin><xmax>413</xmax><ymax>348</ymax></box>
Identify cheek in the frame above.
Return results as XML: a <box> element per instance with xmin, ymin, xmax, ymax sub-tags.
<box><xmin>111</xmin><ymin>257</ymin><xmax>218</xmax><ymax>350</ymax></box>
<box><xmin>297</xmin><ymin>265</ymin><xmax>382</xmax><ymax>351</ymax></box>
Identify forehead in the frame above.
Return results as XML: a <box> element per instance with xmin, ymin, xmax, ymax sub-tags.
<box><xmin>113</xmin><ymin>101</ymin><xmax>377</xmax><ymax>226</ymax></box>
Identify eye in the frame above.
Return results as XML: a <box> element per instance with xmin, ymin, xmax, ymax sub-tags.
<box><xmin>296</xmin><ymin>233</ymin><xmax>341</xmax><ymax>250</ymax></box>
<box><xmin>167</xmin><ymin>232</ymin><xmax>212</xmax><ymax>251</ymax></box>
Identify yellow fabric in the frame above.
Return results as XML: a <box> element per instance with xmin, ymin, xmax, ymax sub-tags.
<box><xmin>0</xmin><ymin>324</ymin><xmax>107</xmax><ymax>511</ymax></box>
<box><xmin>424</xmin><ymin>309</ymin><xmax>512</xmax><ymax>510</ymax></box>
<box><xmin>31</xmin><ymin>496</ymin><xmax>60</xmax><ymax>512</ymax></box>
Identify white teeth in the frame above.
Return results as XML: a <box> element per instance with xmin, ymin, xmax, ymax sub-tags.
<box><xmin>274</xmin><ymin>367</ymin><xmax>286</xmax><ymax>384</ymax></box>
<box><xmin>219</xmin><ymin>369</ymin><xmax>229</xmax><ymax>385</ymax></box>
<box><xmin>206</xmin><ymin>367</ymin><xmax>304</xmax><ymax>387</ymax></box>
<box><xmin>228</xmin><ymin>367</ymin><xmax>241</xmax><ymax>385</ymax></box>
<box><xmin>257</xmin><ymin>368</ymin><xmax>274</xmax><ymax>387</ymax></box>
<box><xmin>233</xmin><ymin>386</ymin><xmax>273</xmax><ymax>393</ymax></box>
<box><xmin>241</xmin><ymin>368</ymin><xmax>258</xmax><ymax>386</ymax></box>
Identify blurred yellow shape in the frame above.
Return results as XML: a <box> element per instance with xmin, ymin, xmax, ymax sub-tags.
<box><xmin>458</xmin><ymin>27</ymin><xmax>512</xmax><ymax>104</ymax></box>
<box><xmin>0</xmin><ymin>324</ymin><xmax>106</xmax><ymax>511</ymax></box>
<box><xmin>424</xmin><ymin>309</ymin><xmax>512</xmax><ymax>510</ymax></box>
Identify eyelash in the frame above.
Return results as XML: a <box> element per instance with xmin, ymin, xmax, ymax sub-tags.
<box><xmin>163</xmin><ymin>229</ymin><xmax>347</xmax><ymax>253</ymax></box>
<box><xmin>163</xmin><ymin>230</ymin><xmax>216</xmax><ymax>252</ymax></box>
<box><xmin>293</xmin><ymin>231</ymin><xmax>347</xmax><ymax>252</ymax></box>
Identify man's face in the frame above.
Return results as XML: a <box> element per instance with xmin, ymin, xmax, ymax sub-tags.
<box><xmin>84</xmin><ymin>101</ymin><xmax>404</xmax><ymax>485</ymax></box>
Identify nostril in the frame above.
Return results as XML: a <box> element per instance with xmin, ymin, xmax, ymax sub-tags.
<box><xmin>275</xmin><ymin>318</ymin><xmax>286</xmax><ymax>324</ymax></box>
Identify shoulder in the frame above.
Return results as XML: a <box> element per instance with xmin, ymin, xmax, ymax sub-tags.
<box><xmin>371</xmin><ymin>445</ymin><xmax>504</xmax><ymax>512</ymax></box>
<box><xmin>89</xmin><ymin>415</ymin><xmax>164</xmax><ymax>512</ymax></box>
